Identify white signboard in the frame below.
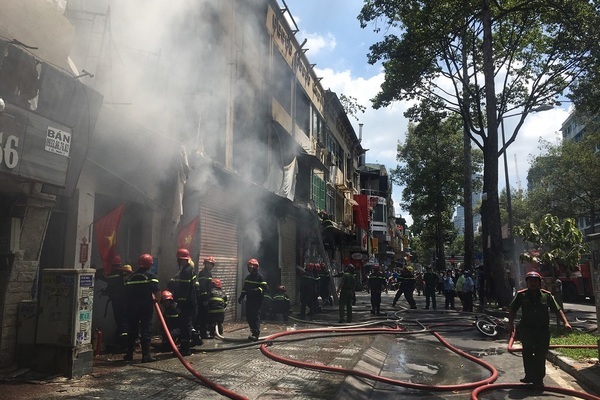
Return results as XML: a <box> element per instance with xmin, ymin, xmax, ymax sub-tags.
<box><xmin>45</xmin><ymin>126</ymin><xmax>71</xmax><ymax>156</ymax></box>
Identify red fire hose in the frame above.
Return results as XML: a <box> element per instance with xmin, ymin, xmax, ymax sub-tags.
<box><xmin>153</xmin><ymin>300</ymin><xmax>248</xmax><ymax>400</ymax></box>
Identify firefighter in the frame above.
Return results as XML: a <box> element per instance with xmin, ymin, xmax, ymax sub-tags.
<box><xmin>124</xmin><ymin>253</ymin><xmax>161</xmax><ymax>363</ymax></box>
<box><xmin>423</xmin><ymin>265</ymin><xmax>439</xmax><ymax>310</ymax></box>
<box><xmin>508</xmin><ymin>271</ymin><xmax>571</xmax><ymax>389</ymax></box>
<box><xmin>299</xmin><ymin>263</ymin><xmax>317</xmax><ymax>318</ymax></box>
<box><xmin>207</xmin><ymin>278</ymin><xmax>228</xmax><ymax>337</ymax></box>
<box><xmin>238</xmin><ymin>258</ymin><xmax>268</xmax><ymax>341</ymax></box>
<box><xmin>159</xmin><ymin>290</ymin><xmax>181</xmax><ymax>351</ymax></box>
<box><xmin>260</xmin><ymin>289</ymin><xmax>273</xmax><ymax>320</ymax></box>
<box><xmin>392</xmin><ymin>265</ymin><xmax>417</xmax><ymax>309</ymax></box>
<box><xmin>96</xmin><ymin>255</ymin><xmax>130</xmax><ymax>352</ymax></box>
<box><xmin>195</xmin><ymin>256</ymin><xmax>215</xmax><ymax>339</ymax></box>
<box><xmin>367</xmin><ymin>265</ymin><xmax>387</xmax><ymax>315</ymax></box>
<box><xmin>167</xmin><ymin>248</ymin><xmax>198</xmax><ymax>356</ymax></box>
<box><xmin>271</xmin><ymin>285</ymin><xmax>292</xmax><ymax>322</ymax></box>
<box><xmin>318</xmin><ymin>262</ymin><xmax>333</xmax><ymax>306</ymax></box>
<box><xmin>337</xmin><ymin>264</ymin><xmax>356</xmax><ymax>323</ymax></box>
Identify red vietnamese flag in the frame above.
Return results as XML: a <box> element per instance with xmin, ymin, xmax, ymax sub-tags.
<box><xmin>177</xmin><ymin>217</ymin><xmax>199</xmax><ymax>250</ymax></box>
<box><xmin>94</xmin><ymin>204</ymin><xmax>125</xmax><ymax>274</ymax></box>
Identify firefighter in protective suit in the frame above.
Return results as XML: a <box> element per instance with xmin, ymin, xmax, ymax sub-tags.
<box><xmin>96</xmin><ymin>255</ymin><xmax>130</xmax><ymax>352</ymax></box>
<box><xmin>393</xmin><ymin>265</ymin><xmax>417</xmax><ymax>309</ymax></box>
<box><xmin>195</xmin><ymin>256</ymin><xmax>215</xmax><ymax>339</ymax></box>
<box><xmin>167</xmin><ymin>248</ymin><xmax>198</xmax><ymax>356</ymax></box>
<box><xmin>207</xmin><ymin>278</ymin><xmax>228</xmax><ymax>337</ymax></box>
<box><xmin>238</xmin><ymin>258</ymin><xmax>268</xmax><ymax>341</ymax></box>
<box><xmin>272</xmin><ymin>285</ymin><xmax>292</xmax><ymax>322</ymax></box>
<box><xmin>124</xmin><ymin>254</ymin><xmax>161</xmax><ymax>363</ymax></box>
<box><xmin>159</xmin><ymin>290</ymin><xmax>181</xmax><ymax>351</ymax></box>
<box><xmin>337</xmin><ymin>264</ymin><xmax>356</xmax><ymax>323</ymax></box>
<box><xmin>508</xmin><ymin>271</ymin><xmax>571</xmax><ymax>389</ymax></box>
<box><xmin>299</xmin><ymin>263</ymin><xmax>318</xmax><ymax>318</ymax></box>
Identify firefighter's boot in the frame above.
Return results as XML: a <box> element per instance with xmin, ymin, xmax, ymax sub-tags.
<box><xmin>141</xmin><ymin>342</ymin><xmax>156</xmax><ymax>363</ymax></box>
<box><xmin>180</xmin><ymin>340</ymin><xmax>192</xmax><ymax>356</ymax></box>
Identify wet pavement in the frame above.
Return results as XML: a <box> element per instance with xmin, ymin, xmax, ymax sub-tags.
<box><xmin>1</xmin><ymin>291</ymin><xmax>598</xmax><ymax>399</ymax></box>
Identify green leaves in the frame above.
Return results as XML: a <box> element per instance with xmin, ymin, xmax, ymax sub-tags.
<box><xmin>514</xmin><ymin>214</ymin><xmax>589</xmax><ymax>272</ymax></box>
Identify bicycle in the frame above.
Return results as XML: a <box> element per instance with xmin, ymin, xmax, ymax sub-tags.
<box><xmin>475</xmin><ymin>314</ymin><xmax>510</xmax><ymax>338</ymax></box>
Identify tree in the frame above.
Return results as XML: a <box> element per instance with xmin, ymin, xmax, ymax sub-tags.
<box><xmin>526</xmin><ymin>131</ymin><xmax>600</xmax><ymax>233</ymax></box>
<box><xmin>390</xmin><ymin>107</ymin><xmax>483</xmax><ymax>271</ymax></box>
<box><xmin>358</xmin><ymin>0</ymin><xmax>600</xmax><ymax>306</ymax></box>
<box><xmin>514</xmin><ymin>214</ymin><xmax>589</xmax><ymax>280</ymax></box>
<box><xmin>338</xmin><ymin>94</ymin><xmax>366</xmax><ymax>121</ymax></box>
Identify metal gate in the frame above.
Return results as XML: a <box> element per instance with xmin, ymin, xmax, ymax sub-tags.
<box><xmin>199</xmin><ymin>194</ymin><xmax>238</xmax><ymax>322</ymax></box>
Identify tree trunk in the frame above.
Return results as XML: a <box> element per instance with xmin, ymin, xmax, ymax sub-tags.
<box><xmin>436</xmin><ymin>210</ymin><xmax>445</xmax><ymax>270</ymax></box>
<box><xmin>481</xmin><ymin>0</ymin><xmax>511</xmax><ymax>306</ymax></box>
<box><xmin>462</xmin><ymin>38</ymin><xmax>474</xmax><ymax>272</ymax></box>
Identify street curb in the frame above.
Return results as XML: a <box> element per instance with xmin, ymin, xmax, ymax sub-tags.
<box><xmin>547</xmin><ymin>350</ymin><xmax>600</xmax><ymax>394</ymax></box>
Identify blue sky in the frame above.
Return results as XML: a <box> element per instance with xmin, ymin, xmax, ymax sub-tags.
<box><xmin>284</xmin><ymin>0</ymin><xmax>572</xmax><ymax>227</ymax></box>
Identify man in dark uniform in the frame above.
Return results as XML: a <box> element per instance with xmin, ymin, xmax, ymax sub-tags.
<box><xmin>124</xmin><ymin>253</ymin><xmax>161</xmax><ymax>363</ymax></box>
<box><xmin>423</xmin><ymin>265</ymin><xmax>439</xmax><ymax>310</ymax></box>
<box><xmin>238</xmin><ymin>258</ymin><xmax>268</xmax><ymax>341</ymax></box>
<box><xmin>337</xmin><ymin>264</ymin><xmax>356</xmax><ymax>323</ymax></box>
<box><xmin>318</xmin><ymin>262</ymin><xmax>333</xmax><ymax>306</ymax></box>
<box><xmin>96</xmin><ymin>255</ymin><xmax>130</xmax><ymax>352</ymax></box>
<box><xmin>367</xmin><ymin>265</ymin><xmax>387</xmax><ymax>315</ymax></box>
<box><xmin>272</xmin><ymin>285</ymin><xmax>292</xmax><ymax>322</ymax></box>
<box><xmin>159</xmin><ymin>290</ymin><xmax>181</xmax><ymax>351</ymax></box>
<box><xmin>299</xmin><ymin>263</ymin><xmax>317</xmax><ymax>318</ymax></box>
<box><xmin>195</xmin><ymin>256</ymin><xmax>215</xmax><ymax>339</ymax></box>
<box><xmin>167</xmin><ymin>248</ymin><xmax>198</xmax><ymax>356</ymax></box>
<box><xmin>392</xmin><ymin>265</ymin><xmax>417</xmax><ymax>309</ymax></box>
<box><xmin>508</xmin><ymin>271</ymin><xmax>572</xmax><ymax>390</ymax></box>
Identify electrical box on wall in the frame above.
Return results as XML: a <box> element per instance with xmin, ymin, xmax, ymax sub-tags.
<box><xmin>34</xmin><ymin>268</ymin><xmax>95</xmax><ymax>377</ymax></box>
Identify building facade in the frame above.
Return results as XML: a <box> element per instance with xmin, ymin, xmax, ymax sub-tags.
<box><xmin>0</xmin><ymin>0</ymin><xmax>367</xmax><ymax>369</ymax></box>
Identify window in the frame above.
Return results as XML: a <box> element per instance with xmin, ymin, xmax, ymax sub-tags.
<box><xmin>311</xmin><ymin>173</ymin><xmax>326</xmax><ymax>211</ymax></box>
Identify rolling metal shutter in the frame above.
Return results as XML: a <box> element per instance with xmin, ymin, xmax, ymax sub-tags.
<box><xmin>199</xmin><ymin>193</ymin><xmax>238</xmax><ymax>323</ymax></box>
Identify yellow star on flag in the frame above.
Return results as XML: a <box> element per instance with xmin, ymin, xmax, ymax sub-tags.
<box><xmin>105</xmin><ymin>230</ymin><xmax>116</xmax><ymax>247</ymax></box>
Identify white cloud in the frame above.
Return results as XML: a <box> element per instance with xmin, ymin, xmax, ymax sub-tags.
<box><xmin>302</xmin><ymin>31</ymin><xmax>336</xmax><ymax>56</ymax></box>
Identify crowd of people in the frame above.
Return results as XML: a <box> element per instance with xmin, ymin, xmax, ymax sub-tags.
<box><xmin>382</xmin><ymin>263</ymin><xmax>493</xmax><ymax>312</ymax></box>
<box><xmin>96</xmin><ymin>250</ymin><xmax>292</xmax><ymax>362</ymax></box>
<box><xmin>98</xmin><ymin>251</ymin><xmax>568</xmax><ymax>389</ymax></box>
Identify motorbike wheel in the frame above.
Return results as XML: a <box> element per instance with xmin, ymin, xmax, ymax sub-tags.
<box><xmin>476</xmin><ymin>319</ymin><xmax>498</xmax><ymax>337</ymax></box>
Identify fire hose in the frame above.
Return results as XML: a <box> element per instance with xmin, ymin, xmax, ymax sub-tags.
<box><xmin>152</xmin><ymin>300</ymin><xmax>599</xmax><ymax>400</ymax></box>
<box><xmin>153</xmin><ymin>300</ymin><xmax>248</xmax><ymax>400</ymax></box>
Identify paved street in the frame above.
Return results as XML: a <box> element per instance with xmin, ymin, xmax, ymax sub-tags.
<box><xmin>2</xmin><ymin>291</ymin><xmax>598</xmax><ymax>399</ymax></box>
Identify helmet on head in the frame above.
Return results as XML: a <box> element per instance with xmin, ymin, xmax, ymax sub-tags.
<box><xmin>112</xmin><ymin>255</ymin><xmax>122</xmax><ymax>265</ymax></box>
<box><xmin>320</xmin><ymin>262</ymin><xmax>326</xmax><ymax>268</ymax></box>
<box><xmin>277</xmin><ymin>285</ymin><xmax>286</xmax><ymax>292</ymax></box>
<box><xmin>525</xmin><ymin>271</ymin><xmax>542</xmax><ymax>281</ymax></box>
<box><xmin>307</xmin><ymin>263</ymin><xmax>314</xmax><ymax>271</ymax></box>
<box><xmin>138</xmin><ymin>253</ymin><xmax>153</xmax><ymax>268</ymax></box>
<box><xmin>121</xmin><ymin>264</ymin><xmax>133</xmax><ymax>274</ymax></box>
<box><xmin>247</xmin><ymin>258</ymin><xmax>259</xmax><ymax>271</ymax></box>
<box><xmin>211</xmin><ymin>278</ymin><xmax>222</xmax><ymax>289</ymax></box>
<box><xmin>204</xmin><ymin>256</ymin><xmax>216</xmax><ymax>265</ymax></box>
<box><xmin>177</xmin><ymin>248</ymin><xmax>191</xmax><ymax>260</ymax></box>
<box><xmin>161</xmin><ymin>290</ymin><xmax>174</xmax><ymax>301</ymax></box>
<box><xmin>406</xmin><ymin>266</ymin><xmax>413</xmax><ymax>273</ymax></box>
<box><xmin>373</xmin><ymin>264</ymin><xmax>380</xmax><ymax>270</ymax></box>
